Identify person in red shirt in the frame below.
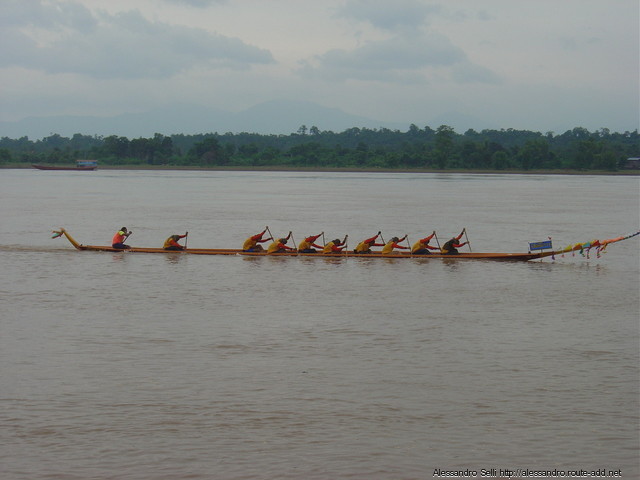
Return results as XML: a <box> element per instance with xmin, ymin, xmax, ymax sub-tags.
<box><xmin>243</xmin><ymin>227</ymin><xmax>272</xmax><ymax>252</ymax></box>
<box><xmin>411</xmin><ymin>232</ymin><xmax>440</xmax><ymax>255</ymax></box>
<box><xmin>382</xmin><ymin>235</ymin><xmax>409</xmax><ymax>254</ymax></box>
<box><xmin>112</xmin><ymin>227</ymin><xmax>131</xmax><ymax>249</ymax></box>
<box><xmin>441</xmin><ymin>230</ymin><xmax>468</xmax><ymax>255</ymax></box>
<box><xmin>267</xmin><ymin>231</ymin><xmax>296</xmax><ymax>254</ymax></box>
<box><xmin>298</xmin><ymin>232</ymin><xmax>324</xmax><ymax>253</ymax></box>
<box><xmin>163</xmin><ymin>233</ymin><xmax>187</xmax><ymax>251</ymax></box>
<box><xmin>323</xmin><ymin>235</ymin><xmax>348</xmax><ymax>254</ymax></box>
<box><xmin>354</xmin><ymin>232</ymin><xmax>385</xmax><ymax>253</ymax></box>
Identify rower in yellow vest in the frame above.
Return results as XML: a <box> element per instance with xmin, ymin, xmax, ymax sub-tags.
<box><xmin>243</xmin><ymin>227</ymin><xmax>272</xmax><ymax>252</ymax></box>
<box><xmin>354</xmin><ymin>232</ymin><xmax>385</xmax><ymax>253</ymax></box>
<box><xmin>322</xmin><ymin>235</ymin><xmax>348</xmax><ymax>253</ymax></box>
<box><xmin>381</xmin><ymin>235</ymin><xmax>409</xmax><ymax>254</ymax></box>
<box><xmin>298</xmin><ymin>232</ymin><xmax>324</xmax><ymax>253</ymax></box>
<box><xmin>411</xmin><ymin>232</ymin><xmax>439</xmax><ymax>255</ymax></box>
<box><xmin>267</xmin><ymin>231</ymin><xmax>296</xmax><ymax>253</ymax></box>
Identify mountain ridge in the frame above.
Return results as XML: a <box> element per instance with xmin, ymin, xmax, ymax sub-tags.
<box><xmin>0</xmin><ymin>100</ymin><xmax>419</xmax><ymax>140</ymax></box>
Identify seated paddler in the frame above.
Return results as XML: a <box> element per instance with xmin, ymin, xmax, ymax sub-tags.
<box><xmin>322</xmin><ymin>235</ymin><xmax>348</xmax><ymax>254</ymax></box>
<box><xmin>412</xmin><ymin>231</ymin><xmax>439</xmax><ymax>255</ymax></box>
<box><xmin>112</xmin><ymin>227</ymin><xmax>132</xmax><ymax>249</ymax></box>
<box><xmin>382</xmin><ymin>235</ymin><xmax>409</xmax><ymax>254</ymax></box>
<box><xmin>163</xmin><ymin>233</ymin><xmax>188</xmax><ymax>251</ymax></box>
<box><xmin>354</xmin><ymin>232</ymin><xmax>385</xmax><ymax>254</ymax></box>
<box><xmin>267</xmin><ymin>231</ymin><xmax>296</xmax><ymax>253</ymax></box>
<box><xmin>243</xmin><ymin>227</ymin><xmax>272</xmax><ymax>252</ymax></box>
<box><xmin>441</xmin><ymin>230</ymin><xmax>468</xmax><ymax>255</ymax></box>
<box><xmin>298</xmin><ymin>232</ymin><xmax>324</xmax><ymax>253</ymax></box>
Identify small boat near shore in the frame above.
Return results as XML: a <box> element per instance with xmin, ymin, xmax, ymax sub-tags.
<box><xmin>51</xmin><ymin>227</ymin><xmax>639</xmax><ymax>262</ymax></box>
<box><xmin>33</xmin><ymin>160</ymin><xmax>97</xmax><ymax>171</ymax></box>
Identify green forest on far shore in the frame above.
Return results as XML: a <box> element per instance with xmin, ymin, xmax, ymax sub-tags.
<box><xmin>1</xmin><ymin>124</ymin><xmax>638</xmax><ymax>171</ymax></box>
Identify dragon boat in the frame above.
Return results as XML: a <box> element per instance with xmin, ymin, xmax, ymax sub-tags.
<box><xmin>51</xmin><ymin>228</ymin><xmax>639</xmax><ymax>261</ymax></box>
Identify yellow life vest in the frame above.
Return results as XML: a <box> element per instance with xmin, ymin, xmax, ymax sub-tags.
<box><xmin>354</xmin><ymin>241</ymin><xmax>371</xmax><ymax>253</ymax></box>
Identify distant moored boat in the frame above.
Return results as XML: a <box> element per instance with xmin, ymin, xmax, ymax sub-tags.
<box><xmin>32</xmin><ymin>160</ymin><xmax>97</xmax><ymax>171</ymax></box>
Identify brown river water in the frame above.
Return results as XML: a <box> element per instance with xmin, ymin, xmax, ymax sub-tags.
<box><xmin>1</xmin><ymin>169</ymin><xmax>638</xmax><ymax>479</ymax></box>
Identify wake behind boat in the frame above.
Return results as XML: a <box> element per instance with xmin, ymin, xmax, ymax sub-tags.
<box><xmin>51</xmin><ymin>228</ymin><xmax>639</xmax><ymax>261</ymax></box>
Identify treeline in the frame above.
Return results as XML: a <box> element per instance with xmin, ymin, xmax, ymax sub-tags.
<box><xmin>1</xmin><ymin>125</ymin><xmax>638</xmax><ymax>171</ymax></box>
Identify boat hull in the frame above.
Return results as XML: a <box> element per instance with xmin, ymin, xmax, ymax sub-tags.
<box><xmin>33</xmin><ymin>164</ymin><xmax>96</xmax><ymax>171</ymax></box>
<box><xmin>73</xmin><ymin>244</ymin><xmax>553</xmax><ymax>261</ymax></box>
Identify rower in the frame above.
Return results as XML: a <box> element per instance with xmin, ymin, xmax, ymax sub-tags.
<box><xmin>382</xmin><ymin>235</ymin><xmax>409</xmax><ymax>254</ymax></box>
<box><xmin>163</xmin><ymin>233</ymin><xmax>187</xmax><ymax>251</ymax></box>
<box><xmin>267</xmin><ymin>232</ymin><xmax>296</xmax><ymax>253</ymax></box>
<box><xmin>112</xmin><ymin>227</ymin><xmax>132</xmax><ymax>249</ymax></box>
<box><xmin>412</xmin><ymin>232</ymin><xmax>439</xmax><ymax>255</ymax></box>
<box><xmin>354</xmin><ymin>232</ymin><xmax>385</xmax><ymax>254</ymax></box>
<box><xmin>441</xmin><ymin>230</ymin><xmax>468</xmax><ymax>255</ymax></box>
<box><xmin>243</xmin><ymin>227</ymin><xmax>272</xmax><ymax>252</ymax></box>
<box><xmin>298</xmin><ymin>232</ymin><xmax>324</xmax><ymax>253</ymax></box>
<box><xmin>323</xmin><ymin>235</ymin><xmax>348</xmax><ymax>254</ymax></box>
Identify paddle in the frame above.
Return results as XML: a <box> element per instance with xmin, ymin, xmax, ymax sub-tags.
<box><xmin>463</xmin><ymin>228</ymin><xmax>472</xmax><ymax>252</ymax></box>
<box><xmin>266</xmin><ymin>226</ymin><xmax>275</xmax><ymax>243</ymax></box>
<box><xmin>184</xmin><ymin>231</ymin><xmax>188</xmax><ymax>250</ymax></box>
<box><xmin>434</xmin><ymin>231</ymin><xmax>442</xmax><ymax>252</ymax></box>
<box><xmin>378</xmin><ymin>231</ymin><xmax>385</xmax><ymax>245</ymax></box>
<box><xmin>405</xmin><ymin>234</ymin><xmax>412</xmax><ymax>255</ymax></box>
<box><xmin>289</xmin><ymin>231</ymin><xmax>297</xmax><ymax>253</ymax></box>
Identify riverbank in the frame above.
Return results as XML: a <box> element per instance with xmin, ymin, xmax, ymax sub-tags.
<box><xmin>3</xmin><ymin>163</ymin><xmax>640</xmax><ymax>175</ymax></box>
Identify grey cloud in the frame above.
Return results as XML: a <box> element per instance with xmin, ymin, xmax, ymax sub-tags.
<box><xmin>450</xmin><ymin>62</ymin><xmax>502</xmax><ymax>84</ymax></box>
<box><xmin>0</xmin><ymin>0</ymin><xmax>273</xmax><ymax>79</ymax></box>
<box><xmin>299</xmin><ymin>32</ymin><xmax>487</xmax><ymax>83</ymax></box>
<box><xmin>333</xmin><ymin>34</ymin><xmax>463</xmax><ymax>68</ymax></box>
<box><xmin>324</xmin><ymin>1</ymin><xmax>499</xmax><ymax>85</ymax></box>
<box><xmin>0</xmin><ymin>0</ymin><xmax>97</xmax><ymax>31</ymax></box>
<box><xmin>161</xmin><ymin>0</ymin><xmax>227</xmax><ymax>6</ymax></box>
<box><xmin>338</xmin><ymin>0</ymin><xmax>442</xmax><ymax>31</ymax></box>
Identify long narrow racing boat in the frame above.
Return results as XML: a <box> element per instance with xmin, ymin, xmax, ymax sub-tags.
<box><xmin>51</xmin><ymin>227</ymin><xmax>628</xmax><ymax>261</ymax></box>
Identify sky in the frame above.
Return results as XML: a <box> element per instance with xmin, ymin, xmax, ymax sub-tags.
<box><xmin>1</xmin><ymin>0</ymin><xmax>638</xmax><ymax>135</ymax></box>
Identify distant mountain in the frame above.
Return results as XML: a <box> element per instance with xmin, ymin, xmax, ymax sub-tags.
<box><xmin>0</xmin><ymin>100</ymin><xmax>409</xmax><ymax>140</ymax></box>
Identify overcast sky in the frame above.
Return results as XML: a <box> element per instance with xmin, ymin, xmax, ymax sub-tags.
<box><xmin>1</xmin><ymin>0</ymin><xmax>638</xmax><ymax>134</ymax></box>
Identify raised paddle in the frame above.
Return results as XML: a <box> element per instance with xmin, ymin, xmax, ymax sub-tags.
<box><xmin>463</xmin><ymin>228</ymin><xmax>472</xmax><ymax>252</ymax></box>
<box><xmin>405</xmin><ymin>234</ymin><xmax>412</xmax><ymax>255</ymax></box>
<box><xmin>266</xmin><ymin>226</ymin><xmax>275</xmax><ymax>243</ymax></box>
<box><xmin>184</xmin><ymin>231</ymin><xmax>188</xmax><ymax>249</ymax></box>
<box><xmin>289</xmin><ymin>231</ymin><xmax>297</xmax><ymax>253</ymax></box>
<box><xmin>434</xmin><ymin>231</ymin><xmax>442</xmax><ymax>252</ymax></box>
